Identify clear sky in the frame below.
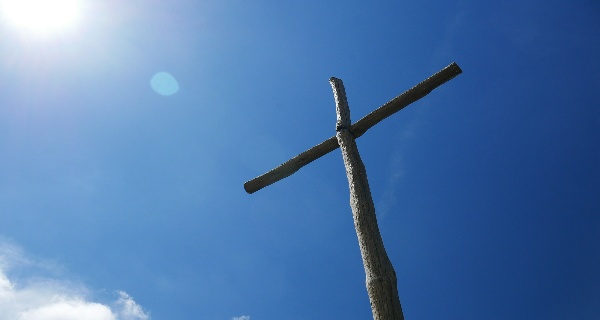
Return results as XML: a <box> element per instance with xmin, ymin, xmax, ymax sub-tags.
<box><xmin>0</xmin><ymin>0</ymin><xmax>599</xmax><ymax>319</ymax></box>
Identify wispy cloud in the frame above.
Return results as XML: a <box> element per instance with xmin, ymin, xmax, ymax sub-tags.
<box><xmin>232</xmin><ymin>316</ymin><xmax>250</xmax><ymax>320</ymax></box>
<box><xmin>115</xmin><ymin>291</ymin><xmax>150</xmax><ymax>320</ymax></box>
<box><xmin>377</xmin><ymin>116</ymin><xmax>420</xmax><ymax>218</ymax></box>
<box><xmin>0</xmin><ymin>241</ymin><xmax>150</xmax><ymax>320</ymax></box>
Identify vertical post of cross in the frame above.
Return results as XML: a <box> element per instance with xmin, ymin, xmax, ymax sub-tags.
<box><xmin>331</xmin><ymin>77</ymin><xmax>404</xmax><ymax>320</ymax></box>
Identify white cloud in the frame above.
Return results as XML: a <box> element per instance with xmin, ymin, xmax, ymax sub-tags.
<box><xmin>115</xmin><ymin>291</ymin><xmax>150</xmax><ymax>320</ymax></box>
<box><xmin>17</xmin><ymin>300</ymin><xmax>115</xmax><ymax>320</ymax></box>
<box><xmin>0</xmin><ymin>241</ymin><xmax>150</xmax><ymax>320</ymax></box>
<box><xmin>232</xmin><ymin>316</ymin><xmax>250</xmax><ymax>320</ymax></box>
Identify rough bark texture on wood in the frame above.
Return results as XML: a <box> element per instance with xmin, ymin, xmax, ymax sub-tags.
<box><xmin>331</xmin><ymin>77</ymin><xmax>404</xmax><ymax>320</ymax></box>
<box><xmin>244</xmin><ymin>62</ymin><xmax>462</xmax><ymax>194</ymax></box>
<box><xmin>243</xmin><ymin>137</ymin><xmax>338</xmax><ymax>194</ymax></box>
<box><xmin>350</xmin><ymin>62</ymin><xmax>462</xmax><ymax>139</ymax></box>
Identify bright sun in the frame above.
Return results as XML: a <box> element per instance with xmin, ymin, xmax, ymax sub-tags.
<box><xmin>1</xmin><ymin>0</ymin><xmax>81</xmax><ymax>36</ymax></box>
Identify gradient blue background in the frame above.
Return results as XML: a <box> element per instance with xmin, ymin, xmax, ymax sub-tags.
<box><xmin>1</xmin><ymin>0</ymin><xmax>599</xmax><ymax>319</ymax></box>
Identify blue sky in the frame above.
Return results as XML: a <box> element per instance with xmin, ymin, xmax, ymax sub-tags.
<box><xmin>0</xmin><ymin>0</ymin><xmax>599</xmax><ymax>319</ymax></box>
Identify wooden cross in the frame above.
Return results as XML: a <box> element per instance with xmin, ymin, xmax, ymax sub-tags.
<box><xmin>244</xmin><ymin>62</ymin><xmax>462</xmax><ymax>320</ymax></box>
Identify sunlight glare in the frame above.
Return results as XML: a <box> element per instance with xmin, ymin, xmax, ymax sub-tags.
<box><xmin>1</xmin><ymin>0</ymin><xmax>81</xmax><ymax>36</ymax></box>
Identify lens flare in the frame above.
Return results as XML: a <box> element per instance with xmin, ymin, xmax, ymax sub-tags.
<box><xmin>151</xmin><ymin>72</ymin><xmax>180</xmax><ymax>96</ymax></box>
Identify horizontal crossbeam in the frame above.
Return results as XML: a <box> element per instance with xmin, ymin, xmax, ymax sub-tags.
<box><xmin>244</xmin><ymin>62</ymin><xmax>462</xmax><ymax>194</ymax></box>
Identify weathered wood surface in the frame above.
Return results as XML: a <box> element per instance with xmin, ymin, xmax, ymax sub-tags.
<box><xmin>244</xmin><ymin>62</ymin><xmax>461</xmax><ymax>194</ymax></box>
<box><xmin>332</xmin><ymin>77</ymin><xmax>404</xmax><ymax>320</ymax></box>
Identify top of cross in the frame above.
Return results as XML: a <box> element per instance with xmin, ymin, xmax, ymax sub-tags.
<box><xmin>244</xmin><ymin>62</ymin><xmax>462</xmax><ymax>194</ymax></box>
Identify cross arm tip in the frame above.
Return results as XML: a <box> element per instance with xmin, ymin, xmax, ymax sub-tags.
<box><xmin>448</xmin><ymin>62</ymin><xmax>463</xmax><ymax>75</ymax></box>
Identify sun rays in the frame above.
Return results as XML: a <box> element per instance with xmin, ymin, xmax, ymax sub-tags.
<box><xmin>1</xmin><ymin>0</ymin><xmax>82</xmax><ymax>37</ymax></box>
